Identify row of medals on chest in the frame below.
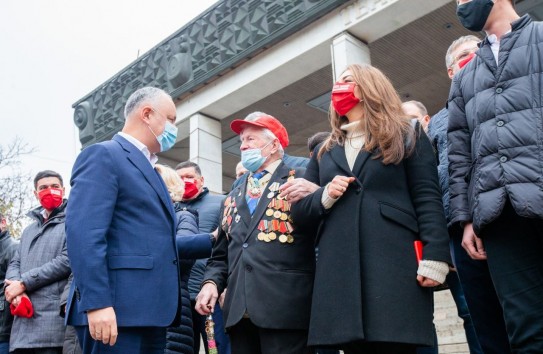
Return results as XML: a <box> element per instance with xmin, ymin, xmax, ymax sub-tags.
<box><xmin>223</xmin><ymin>178</ymin><xmax>295</xmax><ymax>243</ymax></box>
<box><xmin>259</xmin><ymin>187</ymin><xmax>293</xmax><ymax>243</ymax></box>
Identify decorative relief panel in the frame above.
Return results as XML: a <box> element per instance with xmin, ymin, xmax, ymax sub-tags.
<box><xmin>73</xmin><ymin>0</ymin><xmax>349</xmax><ymax>147</ymax></box>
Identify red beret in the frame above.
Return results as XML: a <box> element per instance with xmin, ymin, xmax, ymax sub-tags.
<box><xmin>230</xmin><ymin>115</ymin><xmax>289</xmax><ymax>148</ymax></box>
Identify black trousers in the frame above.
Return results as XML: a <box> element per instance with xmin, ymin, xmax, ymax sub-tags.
<box><xmin>450</xmin><ymin>226</ymin><xmax>512</xmax><ymax>353</ymax></box>
<box><xmin>228</xmin><ymin>318</ymin><xmax>310</xmax><ymax>354</ymax></box>
<box><xmin>481</xmin><ymin>201</ymin><xmax>543</xmax><ymax>353</ymax></box>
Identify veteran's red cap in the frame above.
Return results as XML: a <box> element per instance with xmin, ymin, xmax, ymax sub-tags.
<box><xmin>230</xmin><ymin>115</ymin><xmax>289</xmax><ymax>148</ymax></box>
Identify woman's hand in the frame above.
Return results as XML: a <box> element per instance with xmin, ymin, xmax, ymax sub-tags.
<box><xmin>327</xmin><ymin>176</ymin><xmax>355</xmax><ymax>199</ymax></box>
<box><xmin>417</xmin><ymin>275</ymin><xmax>440</xmax><ymax>287</ymax></box>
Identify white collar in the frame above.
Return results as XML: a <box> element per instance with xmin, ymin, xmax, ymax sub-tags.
<box><xmin>118</xmin><ymin>132</ymin><xmax>158</xmax><ymax>166</ymax></box>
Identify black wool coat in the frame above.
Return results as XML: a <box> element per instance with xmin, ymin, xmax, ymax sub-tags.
<box><xmin>291</xmin><ymin>131</ymin><xmax>451</xmax><ymax>347</ymax></box>
<box><xmin>203</xmin><ymin>161</ymin><xmax>315</xmax><ymax>330</ymax></box>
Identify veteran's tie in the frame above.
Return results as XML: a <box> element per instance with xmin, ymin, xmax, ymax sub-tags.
<box><xmin>246</xmin><ymin>171</ymin><xmax>267</xmax><ymax>215</ymax></box>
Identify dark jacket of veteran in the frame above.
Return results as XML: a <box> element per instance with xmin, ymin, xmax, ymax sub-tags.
<box><xmin>290</xmin><ymin>129</ymin><xmax>451</xmax><ymax>347</ymax></box>
<box><xmin>202</xmin><ymin>160</ymin><xmax>315</xmax><ymax>330</ymax></box>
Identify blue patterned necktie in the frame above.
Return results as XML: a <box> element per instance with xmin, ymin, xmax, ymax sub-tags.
<box><xmin>246</xmin><ymin>171</ymin><xmax>267</xmax><ymax>215</ymax></box>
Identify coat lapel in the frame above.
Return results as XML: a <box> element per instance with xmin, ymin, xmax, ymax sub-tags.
<box><xmin>113</xmin><ymin>135</ymin><xmax>175</xmax><ymax>221</ymax></box>
<box><xmin>329</xmin><ymin>144</ymin><xmax>353</xmax><ymax>176</ymax></box>
<box><xmin>351</xmin><ymin>150</ymin><xmax>372</xmax><ymax>177</ymax></box>
<box><xmin>233</xmin><ymin>174</ymin><xmax>251</xmax><ymax>228</ymax></box>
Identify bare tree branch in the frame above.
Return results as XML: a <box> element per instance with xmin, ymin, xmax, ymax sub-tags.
<box><xmin>0</xmin><ymin>137</ymin><xmax>36</xmax><ymax>237</ymax></box>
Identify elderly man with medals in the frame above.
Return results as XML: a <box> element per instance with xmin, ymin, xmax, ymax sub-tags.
<box><xmin>195</xmin><ymin>114</ymin><xmax>316</xmax><ymax>354</ymax></box>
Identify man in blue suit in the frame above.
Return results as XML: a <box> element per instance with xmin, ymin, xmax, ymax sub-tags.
<box><xmin>66</xmin><ymin>87</ymin><xmax>181</xmax><ymax>354</ymax></box>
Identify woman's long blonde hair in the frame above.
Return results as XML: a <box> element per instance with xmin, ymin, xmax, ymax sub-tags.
<box><xmin>318</xmin><ymin>64</ymin><xmax>416</xmax><ymax>165</ymax></box>
<box><xmin>155</xmin><ymin>164</ymin><xmax>185</xmax><ymax>202</ymax></box>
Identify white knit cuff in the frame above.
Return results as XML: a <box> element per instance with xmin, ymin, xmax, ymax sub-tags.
<box><xmin>417</xmin><ymin>260</ymin><xmax>449</xmax><ymax>284</ymax></box>
<box><xmin>321</xmin><ymin>183</ymin><xmax>339</xmax><ymax>210</ymax></box>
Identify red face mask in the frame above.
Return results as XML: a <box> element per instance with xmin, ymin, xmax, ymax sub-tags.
<box><xmin>458</xmin><ymin>52</ymin><xmax>476</xmax><ymax>69</ymax></box>
<box><xmin>183</xmin><ymin>181</ymin><xmax>199</xmax><ymax>200</ymax></box>
<box><xmin>331</xmin><ymin>82</ymin><xmax>360</xmax><ymax>116</ymax></box>
<box><xmin>38</xmin><ymin>188</ymin><xmax>63</xmax><ymax>211</ymax></box>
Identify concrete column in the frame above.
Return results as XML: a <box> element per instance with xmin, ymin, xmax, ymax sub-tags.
<box><xmin>331</xmin><ymin>32</ymin><xmax>371</xmax><ymax>81</ymax></box>
<box><xmin>189</xmin><ymin>113</ymin><xmax>222</xmax><ymax>194</ymax></box>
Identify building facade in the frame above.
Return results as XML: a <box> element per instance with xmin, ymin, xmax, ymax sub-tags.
<box><xmin>73</xmin><ymin>0</ymin><xmax>542</xmax><ymax>194</ymax></box>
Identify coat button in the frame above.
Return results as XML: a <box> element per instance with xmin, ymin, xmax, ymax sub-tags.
<box><xmin>245</xmin><ymin>265</ymin><xmax>252</xmax><ymax>272</ymax></box>
<box><xmin>497</xmin><ymin>120</ymin><xmax>504</xmax><ymax>127</ymax></box>
<box><xmin>500</xmin><ymin>156</ymin><xmax>507</xmax><ymax>163</ymax></box>
<box><xmin>496</xmin><ymin>87</ymin><xmax>503</xmax><ymax>94</ymax></box>
<box><xmin>242</xmin><ymin>243</ymin><xmax>248</xmax><ymax>248</ymax></box>
<box><xmin>172</xmin><ymin>260</ymin><xmax>178</xmax><ymax>265</ymax></box>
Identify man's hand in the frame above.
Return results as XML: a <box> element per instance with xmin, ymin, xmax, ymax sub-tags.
<box><xmin>4</xmin><ymin>279</ymin><xmax>26</xmax><ymax>303</ymax></box>
<box><xmin>195</xmin><ymin>282</ymin><xmax>218</xmax><ymax>315</ymax></box>
<box><xmin>88</xmin><ymin>307</ymin><xmax>118</xmax><ymax>346</ymax></box>
<box><xmin>327</xmin><ymin>176</ymin><xmax>355</xmax><ymax>199</ymax></box>
<box><xmin>11</xmin><ymin>293</ymin><xmax>29</xmax><ymax>307</ymax></box>
<box><xmin>462</xmin><ymin>222</ymin><xmax>487</xmax><ymax>260</ymax></box>
<box><xmin>279</xmin><ymin>178</ymin><xmax>319</xmax><ymax>203</ymax></box>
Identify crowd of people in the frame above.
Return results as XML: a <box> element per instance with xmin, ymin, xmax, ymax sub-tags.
<box><xmin>1</xmin><ymin>0</ymin><xmax>542</xmax><ymax>353</ymax></box>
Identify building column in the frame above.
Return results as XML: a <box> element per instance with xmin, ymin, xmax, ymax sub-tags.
<box><xmin>189</xmin><ymin>113</ymin><xmax>222</xmax><ymax>194</ymax></box>
<box><xmin>331</xmin><ymin>32</ymin><xmax>371</xmax><ymax>81</ymax></box>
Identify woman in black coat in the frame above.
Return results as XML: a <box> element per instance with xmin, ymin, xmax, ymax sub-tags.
<box><xmin>291</xmin><ymin>64</ymin><xmax>451</xmax><ymax>354</ymax></box>
<box><xmin>155</xmin><ymin>164</ymin><xmax>216</xmax><ymax>354</ymax></box>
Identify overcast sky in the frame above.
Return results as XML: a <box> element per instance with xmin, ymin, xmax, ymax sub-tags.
<box><xmin>0</xmin><ymin>0</ymin><xmax>217</xmax><ymax>197</ymax></box>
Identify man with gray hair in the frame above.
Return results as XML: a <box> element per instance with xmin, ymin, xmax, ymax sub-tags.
<box><xmin>245</xmin><ymin>112</ymin><xmax>309</xmax><ymax>168</ymax></box>
<box><xmin>66</xmin><ymin>87</ymin><xmax>180</xmax><ymax>353</ymax></box>
<box><xmin>196</xmin><ymin>114</ymin><xmax>314</xmax><ymax>354</ymax></box>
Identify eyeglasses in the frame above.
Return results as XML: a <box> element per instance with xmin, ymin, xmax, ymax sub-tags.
<box><xmin>152</xmin><ymin>108</ymin><xmax>176</xmax><ymax>125</ymax></box>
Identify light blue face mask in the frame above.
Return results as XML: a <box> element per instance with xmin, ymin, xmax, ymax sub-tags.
<box><xmin>241</xmin><ymin>140</ymin><xmax>272</xmax><ymax>172</ymax></box>
<box><xmin>156</xmin><ymin>121</ymin><xmax>178</xmax><ymax>152</ymax></box>
<box><xmin>148</xmin><ymin>109</ymin><xmax>178</xmax><ymax>152</ymax></box>
<box><xmin>148</xmin><ymin>121</ymin><xmax>178</xmax><ymax>152</ymax></box>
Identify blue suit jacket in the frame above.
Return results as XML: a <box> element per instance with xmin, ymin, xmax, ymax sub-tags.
<box><xmin>65</xmin><ymin>134</ymin><xmax>180</xmax><ymax>327</ymax></box>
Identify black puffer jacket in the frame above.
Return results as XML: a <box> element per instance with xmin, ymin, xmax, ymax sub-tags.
<box><xmin>447</xmin><ymin>15</ymin><xmax>543</xmax><ymax>234</ymax></box>
<box><xmin>166</xmin><ymin>208</ymin><xmax>213</xmax><ymax>354</ymax></box>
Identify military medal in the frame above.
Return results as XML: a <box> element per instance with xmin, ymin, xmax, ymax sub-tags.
<box><xmin>288</xmin><ymin>169</ymin><xmax>296</xmax><ymax>181</ymax></box>
<box><xmin>273</xmin><ymin>210</ymin><xmax>282</xmax><ymax>219</ymax></box>
<box><xmin>257</xmin><ymin>221</ymin><xmax>267</xmax><ymax>241</ymax></box>
<box><xmin>287</xmin><ymin>235</ymin><xmax>294</xmax><ymax>243</ymax></box>
<box><xmin>268</xmin><ymin>232</ymin><xmax>277</xmax><ymax>241</ymax></box>
<box><xmin>267</xmin><ymin>191</ymin><xmax>275</xmax><ymax>199</ymax></box>
<box><xmin>279</xmin><ymin>234</ymin><xmax>288</xmax><ymax>243</ymax></box>
<box><xmin>266</xmin><ymin>208</ymin><xmax>274</xmax><ymax>216</ymax></box>
<box><xmin>280</xmin><ymin>213</ymin><xmax>288</xmax><ymax>221</ymax></box>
